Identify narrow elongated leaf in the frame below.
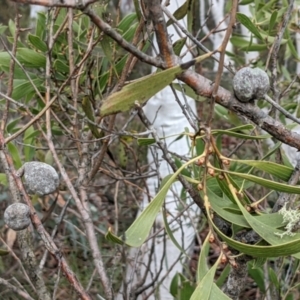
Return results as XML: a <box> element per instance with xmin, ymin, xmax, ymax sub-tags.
<box><xmin>17</xmin><ymin>48</ymin><xmax>46</xmax><ymax>68</ymax></box>
<box><xmin>214</xmin><ymin>129</ymin><xmax>269</xmax><ymax>140</ymax></box>
<box><xmin>286</xmin><ymin>30</ymin><xmax>300</xmax><ymax>60</ymax></box>
<box><xmin>117</xmin><ymin>13</ymin><xmax>137</xmax><ymax>32</ymax></box>
<box><xmin>239</xmin><ymin>0</ymin><xmax>255</xmax><ymax>4</ymax></box>
<box><xmin>0</xmin><ymin>249</ymin><xmax>9</xmax><ymax>256</ymax></box>
<box><xmin>0</xmin><ymin>25</ymin><xmax>7</xmax><ymax>35</ymax></box>
<box><xmin>191</xmin><ymin>254</ymin><xmax>222</xmax><ymax>300</ymax></box>
<box><xmin>28</xmin><ymin>34</ymin><xmax>47</xmax><ymax>52</ymax></box>
<box><xmin>269</xmin><ymin>11</ymin><xmax>278</xmax><ymax>34</ymax></box>
<box><xmin>137</xmin><ymin>138</ymin><xmax>156</xmax><ymax>146</ymax></box>
<box><xmin>173</xmin><ymin>37</ymin><xmax>187</xmax><ymax>56</ymax></box>
<box><xmin>207</xmin><ymin>188</ymin><xmax>284</xmax><ymax>228</ymax></box>
<box><xmin>167</xmin><ymin>0</ymin><xmax>189</xmax><ymax>26</ymax></box>
<box><xmin>162</xmin><ymin>207</ymin><xmax>189</xmax><ymax>256</ymax></box>
<box><xmin>36</xmin><ymin>12</ymin><xmax>46</xmax><ymax>39</ymax></box>
<box><xmin>106</xmin><ymin>156</ymin><xmax>201</xmax><ymax>246</ymax></box>
<box><xmin>82</xmin><ymin>96</ymin><xmax>102</xmax><ymax>138</ymax></box>
<box><xmin>23</xmin><ymin>126</ymin><xmax>36</xmax><ymax>162</ymax></box>
<box><xmin>230</xmin><ymin>183</ymin><xmax>300</xmax><ymax>247</ymax></box>
<box><xmin>211</xmin><ymin>213</ymin><xmax>300</xmax><ymax>257</ymax></box>
<box><xmin>212</xmin><ymin>166</ymin><xmax>300</xmax><ymax>194</ymax></box>
<box><xmin>228</xmin><ymin>159</ymin><xmax>293</xmax><ymax>182</ymax></box>
<box><xmin>226</xmin><ymin>124</ymin><xmax>254</xmax><ymax>132</ymax></box>
<box><xmin>12</xmin><ymin>79</ymin><xmax>43</xmax><ymax>100</ymax></box>
<box><xmin>100</xmin><ymin>52</ymin><xmax>212</xmax><ymax>116</ymax></box>
<box><xmin>209</xmin><ymin>284</ymin><xmax>232</xmax><ymax>300</ymax></box>
<box><xmin>8</xmin><ymin>19</ymin><xmax>16</xmax><ymax>37</ymax></box>
<box><xmin>6</xmin><ymin>117</ymin><xmax>22</xmax><ymax>134</ymax></box>
<box><xmin>209</xmin><ymin>182</ymin><xmax>300</xmax><ymax>257</ymax></box>
<box><xmin>197</xmin><ymin>231</ymin><xmax>210</xmax><ymax>281</ymax></box>
<box><xmin>0</xmin><ymin>173</ymin><xmax>7</xmax><ymax>186</ymax></box>
<box><xmin>170</xmin><ymin>273</ymin><xmax>195</xmax><ymax>299</ymax></box>
<box><xmin>236</xmin><ymin>13</ymin><xmax>263</xmax><ymax>40</ymax></box>
<box><xmin>0</xmin><ymin>52</ymin><xmax>11</xmax><ymax>67</ymax></box>
<box><xmin>53</xmin><ymin>59</ymin><xmax>69</xmax><ymax>73</ymax></box>
<box><xmin>231</xmin><ymin>36</ymin><xmax>267</xmax><ymax>51</ymax></box>
<box><xmin>7</xmin><ymin>142</ymin><xmax>22</xmax><ymax>169</ymax></box>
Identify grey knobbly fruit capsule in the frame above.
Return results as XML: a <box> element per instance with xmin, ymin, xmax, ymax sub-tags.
<box><xmin>233</xmin><ymin>67</ymin><xmax>270</xmax><ymax>102</ymax></box>
<box><xmin>23</xmin><ymin>162</ymin><xmax>59</xmax><ymax>196</ymax></box>
<box><xmin>4</xmin><ymin>203</ymin><xmax>31</xmax><ymax>231</ymax></box>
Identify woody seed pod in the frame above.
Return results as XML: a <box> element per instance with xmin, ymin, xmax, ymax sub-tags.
<box><xmin>233</xmin><ymin>67</ymin><xmax>270</xmax><ymax>102</ymax></box>
<box><xmin>23</xmin><ymin>162</ymin><xmax>59</xmax><ymax>196</ymax></box>
<box><xmin>4</xmin><ymin>203</ymin><xmax>31</xmax><ymax>231</ymax></box>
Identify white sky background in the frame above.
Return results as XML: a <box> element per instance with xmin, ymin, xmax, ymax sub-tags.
<box><xmin>30</xmin><ymin>5</ymin><xmax>44</xmax><ymax>19</ymax></box>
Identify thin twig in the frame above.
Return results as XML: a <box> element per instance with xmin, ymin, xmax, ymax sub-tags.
<box><xmin>0</xmin><ymin>277</ymin><xmax>35</xmax><ymax>300</ymax></box>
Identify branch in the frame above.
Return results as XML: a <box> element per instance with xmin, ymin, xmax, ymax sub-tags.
<box><xmin>9</xmin><ymin>0</ymin><xmax>97</xmax><ymax>7</ymax></box>
<box><xmin>0</xmin><ymin>277</ymin><xmax>35</xmax><ymax>300</ymax></box>
<box><xmin>83</xmin><ymin>7</ymin><xmax>162</xmax><ymax>68</ymax></box>
<box><xmin>178</xmin><ymin>70</ymin><xmax>300</xmax><ymax>150</ymax></box>
<box><xmin>0</xmin><ymin>134</ymin><xmax>91</xmax><ymax>300</ymax></box>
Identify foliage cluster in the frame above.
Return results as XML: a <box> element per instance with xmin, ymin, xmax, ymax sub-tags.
<box><xmin>1</xmin><ymin>0</ymin><xmax>300</xmax><ymax>300</ymax></box>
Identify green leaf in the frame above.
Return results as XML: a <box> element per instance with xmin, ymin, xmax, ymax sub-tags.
<box><xmin>248</xmin><ymin>261</ymin><xmax>265</xmax><ymax>292</ymax></box>
<box><xmin>17</xmin><ymin>48</ymin><xmax>46</xmax><ymax>68</ymax></box>
<box><xmin>122</xmin><ymin>23</ymin><xmax>138</xmax><ymax>43</ymax></box>
<box><xmin>6</xmin><ymin>117</ymin><xmax>22</xmax><ymax>134</ymax></box>
<box><xmin>211</xmin><ymin>215</ymin><xmax>300</xmax><ymax>257</ymax></box>
<box><xmin>36</xmin><ymin>12</ymin><xmax>46</xmax><ymax>40</ymax></box>
<box><xmin>215</xmin><ymin>264</ymin><xmax>230</xmax><ymax>288</ymax></box>
<box><xmin>117</xmin><ymin>13</ymin><xmax>137</xmax><ymax>33</ymax></box>
<box><xmin>170</xmin><ymin>273</ymin><xmax>195</xmax><ymax>299</ymax></box>
<box><xmin>191</xmin><ymin>254</ymin><xmax>230</xmax><ymax>300</ymax></box>
<box><xmin>239</xmin><ymin>0</ymin><xmax>254</xmax><ymax>4</ymax></box>
<box><xmin>236</xmin><ymin>13</ymin><xmax>263</xmax><ymax>40</ymax></box>
<box><xmin>137</xmin><ymin>138</ymin><xmax>156</xmax><ymax>146</ymax></box>
<box><xmin>269</xmin><ymin>11</ymin><xmax>278</xmax><ymax>34</ymax></box>
<box><xmin>167</xmin><ymin>0</ymin><xmax>189</xmax><ymax>26</ymax></box>
<box><xmin>28</xmin><ymin>34</ymin><xmax>48</xmax><ymax>52</ymax></box>
<box><xmin>0</xmin><ymin>248</ymin><xmax>9</xmax><ymax>256</ymax></box>
<box><xmin>207</xmin><ymin>188</ymin><xmax>284</xmax><ymax>229</ymax></box>
<box><xmin>210</xmin><ymin>182</ymin><xmax>300</xmax><ymax>257</ymax></box>
<box><xmin>162</xmin><ymin>207</ymin><xmax>189</xmax><ymax>256</ymax></box>
<box><xmin>173</xmin><ymin>37</ymin><xmax>187</xmax><ymax>56</ymax></box>
<box><xmin>228</xmin><ymin>159</ymin><xmax>293</xmax><ymax>182</ymax></box>
<box><xmin>231</xmin><ymin>36</ymin><xmax>267</xmax><ymax>51</ymax></box>
<box><xmin>0</xmin><ymin>52</ymin><xmax>11</xmax><ymax>67</ymax></box>
<box><xmin>0</xmin><ymin>173</ymin><xmax>8</xmax><ymax>186</ymax></box>
<box><xmin>100</xmin><ymin>36</ymin><xmax>114</xmax><ymax>65</ymax></box>
<box><xmin>0</xmin><ymin>25</ymin><xmax>7</xmax><ymax>35</ymax></box>
<box><xmin>286</xmin><ymin>30</ymin><xmax>300</xmax><ymax>60</ymax></box>
<box><xmin>106</xmin><ymin>156</ymin><xmax>201</xmax><ymax>247</ymax></box>
<box><xmin>213</xmin><ymin>129</ymin><xmax>269</xmax><ymax>140</ymax></box>
<box><xmin>12</xmin><ymin>79</ymin><xmax>43</xmax><ymax>100</ymax></box>
<box><xmin>209</xmin><ymin>284</ymin><xmax>232</xmax><ymax>300</ymax></box>
<box><xmin>233</xmin><ymin>189</ymin><xmax>300</xmax><ymax>248</ymax></box>
<box><xmin>197</xmin><ymin>231</ymin><xmax>210</xmax><ymax>281</ymax></box>
<box><xmin>82</xmin><ymin>96</ymin><xmax>102</xmax><ymax>138</ymax></box>
<box><xmin>106</xmin><ymin>228</ymin><xmax>123</xmax><ymax>245</ymax></box>
<box><xmin>23</xmin><ymin>126</ymin><xmax>37</xmax><ymax>162</ymax></box>
<box><xmin>213</xmin><ymin>166</ymin><xmax>300</xmax><ymax>194</ymax></box>
<box><xmin>53</xmin><ymin>59</ymin><xmax>70</xmax><ymax>73</ymax></box>
<box><xmin>100</xmin><ymin>52</ymin><xmax>212</xmax><ymax>116</ymax></box>
<box><xmin>117</xmin><ymin>142</ymin><xmax>128</xmax><ymax>168</ymax></box>
<box><xmin>7</xmin><ymin>142</ymin><xmax>22</xmax><ymax>169</ymax></box>
<box><xmin>226</xmin><ymin>124</ymin><xmax>254</xmax><ymax>132</ymax></box>
<box><xmin>8</xmin><ymin>19</ymin><xmax>16</xmax><ymax>37</ymax></box>
<box><xmin>269</xmin><ymin>267</ymin><xmax>280</xmax><ymax>291</ymax></box>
